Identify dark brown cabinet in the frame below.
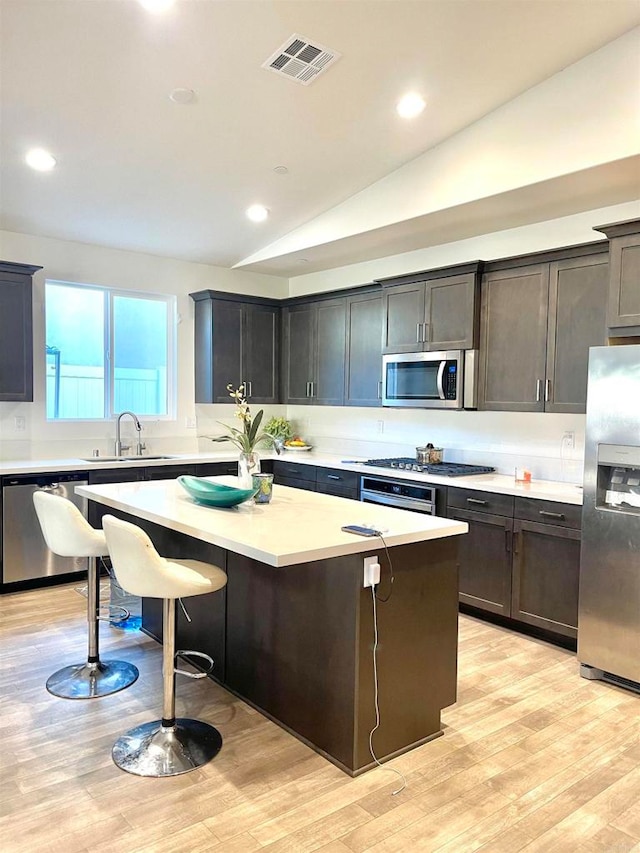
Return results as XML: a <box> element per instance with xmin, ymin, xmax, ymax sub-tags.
<box><xmin>478</xmin><ymin>249</ymin><xmax>608</xmax><ymax>413</ymax></box>
<box><xmin>448</xmin><ymin>488</ymin><xmax>581</xmax><ymax>641</ymax></box>
<box><xmin>594</xmin><ymin>219</ymin><xmax>640</xmax><ymax>335</ymax></box>
<box><xmin>282</xmin><ymin>298</ymin><xmax>346</xmax><ymax>405</ymax></box>
<box><xmin>344</xmin><ymin>290</ymin><xmax>383</xmax><ymax>407</ymax></box>
<box><xmin>379</xmin><ymin>265</ymin><xmax>481</xmax><ymax>354</ymax></box>
<box><xmin>190</xmin><ymin>291</ymin><xmax>279</xmax><ymax>404</ymax></box>
<box><xmin>447</xmin><ymin>488</ymin><xmax>514</xmax><ymax>616</ymax></box>
<box><xmin>0</xmin><ymin>261</ymin><xmax>42</xmax><ymax>402</ymax></box>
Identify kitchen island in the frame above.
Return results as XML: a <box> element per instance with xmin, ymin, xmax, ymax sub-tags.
<box><xmin>78</xmin><ymin>478</ymin><xmax>467</xmax><ymax>774</ymax></box>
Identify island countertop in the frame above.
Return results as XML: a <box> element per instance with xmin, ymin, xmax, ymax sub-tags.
<box><xmin>76</xmin><ymin>477</ymin><xmax>468</xmax><ymax>567</ymax></box>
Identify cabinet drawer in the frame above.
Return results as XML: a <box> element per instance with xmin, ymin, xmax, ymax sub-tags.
<box><xmin>315</xmin><ymin>482</ymin><xmax>359</xmax><ymax>500</ymax></box>
<box><xmin>447</xmin><ymin>488</ymin><xmax>514</xmax><ymax>517</ymax></box>
<box><xmin>514</xmin><ymin>497</ymin><xmax>582</xmax><ymax>530</ymax></box>
<box><xmin>197</xmin><ymin>462</ymin><xmax>238</xmax><ymax>477</ymax></box>
<box><xmin>273</xmin><ymin>461</ymin><xmax>316</xmax><ymax>483</ymax></box>
<box><xmin>275</xmin><ymin>476</ymin><xmax>316</xmax><ymax>493</ymax></box>
<box><xmin>315</xmin><ymin>467</ymin><xmax>359</xmax><ymax>490</ymax></box>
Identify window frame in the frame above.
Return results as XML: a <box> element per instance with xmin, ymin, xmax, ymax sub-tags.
<box><xmin>45</xmin><ymin>279</ymin><xmax>177</xmax><ymax>422</ymax></box>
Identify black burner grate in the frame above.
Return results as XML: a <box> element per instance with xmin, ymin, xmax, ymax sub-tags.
<box><xmin>363</xmin><ymin>458</ymin><xmax>495</xmax><ymax>477</ymax></box>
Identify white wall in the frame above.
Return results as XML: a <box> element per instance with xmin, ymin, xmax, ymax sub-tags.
<box><xmin>0</xmin><ymin>229</ymin><xmax>287</xmax><ymax>460</ymax></box>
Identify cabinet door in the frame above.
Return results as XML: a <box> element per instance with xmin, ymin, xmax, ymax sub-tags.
<box><xmin>511</xmin><ymin>519</ymin><xmax>580</xmax><ymax>639</ymax></box>
<box><xmin>282</xmin><ymin>304</ymin><xmax>315</xmax><ymax>404</ymax></box>
<box><xmin>608</xmin><ymin>233</ymin><xmax>640</xmax><ymax>331</ymax></box>
<box><xmin>382</xmin><ymin>283</ymin><xmax>426</xmax><ymax>353</ymax></box>
<box><xmin>545</xmin><ymin>254</ymin><xmax>608</xmax><ymax>413</ymax></box>
<box><xmin>244</xmin><ymin>303</ymin><xmax>279</xmax><ymax>404</ymax></box>
<box><xmin>478</xmin><ymin>265</ymin><xmax>549</xmax><ymax>411</ymax></box>
<box><xmin>447</xmin><ymin>507</ymin><xmax>513</xmax><ymax>616</ymax></box>
<box><xmin>425</xmin><ymin>273</ymin><xmax>478</xmax><ymax>351</ymax></box>
<box><xmin>0</xmin><ymin>269</ymin><xmax>34</xmax><ymax>402</ymax></box>
<box><xmin>193</xmin><ymin>298</ymin><xmax>242</xmax><ymax>403</ymax></box>
<box><xmin>314</xmin><ymin>299</ymin><xmax>346</xmax><ymax>405</ymax></box>
<box><xmin>345</xmin><ymin>292</ymin><xmax>383</xmax><ymax>407</ymax></box>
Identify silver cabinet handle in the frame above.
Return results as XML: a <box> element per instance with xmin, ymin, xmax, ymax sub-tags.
<box><xmin>327</xmin><ymin>474</ymin><xmax>341</xmax><ymax>481</ymax></box>
<box><xmin>539</xmin><ymin>510</ymin><xmax>565</xmax><ymax>520</ymax></box>
<box><xmin>416</xmin><ymin>323</ymin><xmax>422</xmax><ymax>343</ymax></box>
<box><xmin>467</xmin><ymin>497</ymin><xmax>488</xmax><ymax>506</ymax></box>
<box><xmin>535</xmin><ymin>379</ymin><xmax>542</xmax><ymax>402</ymax></box>
<box><xmin>544</xmin><ymin>379</ymin><xmax>550</xmax><ymax>402</ymax></box>
<box><xmin>305</xmin><ymin>382</ymin><xmax>311</xmax><ymax>397</ymax></box>
<box><xmin>423</xmin><ymin>322</ymin><xmax>429</xmax><ymax>343</ymax></box>
<box><xmin>377</xmin><ymin>380</ymin><xmax>382</xmax><ymax>399</ymax></box>
<box><xmin>311</xmin><ymin>381</ymin><xmax>315</xmax><ymax>397</ymax></box>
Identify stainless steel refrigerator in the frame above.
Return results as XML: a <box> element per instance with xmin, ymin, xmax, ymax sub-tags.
<box><xmin>578</xmin><ymin>344</ymin><xmax>640</xmax><ymax>691</ymax></box>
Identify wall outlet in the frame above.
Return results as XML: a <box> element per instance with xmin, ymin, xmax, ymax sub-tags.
<box><xmin>562</xmin><ymin>431</ymin><xmax>575</xmax><ymax>449</ymax></box>
<box><xmin>185</xmin><ymin>416</ymin><xmax>197</xmax><ymax>430</ymax></box>
<box><xmin>376</xmin><ymin>420</ymin><xmax>384</xmax><ymax>434</ymax></box>
<box><xmin>14</xmin><ymin>416</ymin><xmax>26</xmax><ymax>432</ymax></box>
<box><xmin>363</xmin><ymin>556</ymin><xmax>381</xmax><ymax>588</ymax></box>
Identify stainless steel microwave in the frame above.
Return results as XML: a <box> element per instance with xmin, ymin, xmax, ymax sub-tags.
<box><xmin>382</xmin><ymin>350</ymin><xmax>477</xmax><ymax>409</ymax></box>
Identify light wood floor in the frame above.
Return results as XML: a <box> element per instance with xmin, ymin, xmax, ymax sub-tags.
<box><xmin>1</xmin><ymin>582</ymin><xmax>639</xmax><ymax>853</ymax></box>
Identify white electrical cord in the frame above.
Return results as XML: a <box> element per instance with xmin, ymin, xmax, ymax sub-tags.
<box><xmin>368</xmin><ymin>583</ymin><xmax>407</xmax><ymax>796</ymax></box>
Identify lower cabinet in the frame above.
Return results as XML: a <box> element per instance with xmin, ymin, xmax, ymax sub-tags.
<box><xmin>448</xmin><ymin>488</ymin><xmax>581</xmax><ymax>641</ymax></box>
<box><xmin>272</xmin><ymin>462</ymin><xmax>359</xmax><ymax>499</ymax></box>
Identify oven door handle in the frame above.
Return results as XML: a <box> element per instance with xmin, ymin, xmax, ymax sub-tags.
<box><xmin>360</xmin><ymin>489</ymin><xmax>434</xmax><ymax>514</ymax></box>
<box><xmin>436</xmin><ymin>360</ymin><xmax>446</xmax><ymax>400</ymax></box>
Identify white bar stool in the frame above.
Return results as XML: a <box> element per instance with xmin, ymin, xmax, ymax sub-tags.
<box><xmin>33</xmin><ymin>491</ymin><xmax>139</xmax><ymax>699</ymax></box>
<box><xmin>102</xmin><ymin>514</ymin><xmax>228</xmax><ymax>777</ymax></box>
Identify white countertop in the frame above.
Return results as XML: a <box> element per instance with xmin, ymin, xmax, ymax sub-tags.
<box><xmin>0</xmin><ymin>449</ymin><xmax>583</xmax><ymax>505</ymax></box>
<box><xmin>76</xmin><ymin>478</ymin><xmax>468</xmax><ymax>568</ymax></box>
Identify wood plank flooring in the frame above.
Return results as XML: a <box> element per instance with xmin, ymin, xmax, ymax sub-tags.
<box><xmin>1</xmin><ymin>581</ymin><xmax>639</xmax><ymax>852</ymax></box>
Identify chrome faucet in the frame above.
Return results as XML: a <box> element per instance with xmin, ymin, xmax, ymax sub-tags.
<box><xmin>114</xmin><ymin>411</ymin><xmax>144</xmax><ymax>456</ymax></box>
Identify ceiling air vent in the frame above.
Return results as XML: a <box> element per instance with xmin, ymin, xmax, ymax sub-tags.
<box><xmin>262</xmin><ymin>34</ymin><xmax>341</xmax><ymax>86</ymax></box>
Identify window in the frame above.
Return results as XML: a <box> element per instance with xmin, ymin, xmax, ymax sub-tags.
<box><xmin>45</xmin><ymin>281</ymin><xmax>175</xmax><ymax>420</ymax></box>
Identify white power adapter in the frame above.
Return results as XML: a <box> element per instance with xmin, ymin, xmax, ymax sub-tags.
<box><xmin>363</xmin><ymin>556</ymin><xmax>381</xmax><ymax>588</ymax></box>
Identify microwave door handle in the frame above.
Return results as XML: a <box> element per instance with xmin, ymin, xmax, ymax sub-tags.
<box><xmin>436</xmin><ymin>360</ymin><xmax>446</xmax><ymax>400</ymax></box>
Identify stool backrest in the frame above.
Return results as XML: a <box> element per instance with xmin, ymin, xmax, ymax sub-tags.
<box><xmin>33</xmin><ymin>490</ymin><xmax>108</xmax><ymax>558</ymax></box>
<box><xmin>102</xmin><ymin>514</ymin><xmax>175</xmax><ymax>599</ymax></box>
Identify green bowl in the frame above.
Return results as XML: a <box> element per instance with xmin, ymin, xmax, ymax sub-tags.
<box><xmin>177</xmin><ymin>475</ymin><xmax>257</xmax><ymax>508</ymax></box>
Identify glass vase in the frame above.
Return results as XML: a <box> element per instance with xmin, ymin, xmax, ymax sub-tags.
<box><xmin>238</xmin><ymin>451</ymin><xmax>260</xmax><ymax>488</ymax></box>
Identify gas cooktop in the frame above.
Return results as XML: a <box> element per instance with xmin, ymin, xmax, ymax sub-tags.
<box><xmin>362</xmin><ymin>458</ymin><xmax>495</xmax><ymax>477</ymax></box>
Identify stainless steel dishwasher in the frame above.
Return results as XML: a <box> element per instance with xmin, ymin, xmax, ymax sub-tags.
<box><xmin>2</xmin><ymin>473</ymin><xmax>89</xmax><ymax>584</ymax></box>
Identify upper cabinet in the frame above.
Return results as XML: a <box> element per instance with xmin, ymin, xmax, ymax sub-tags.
<box><xmin>190</xmin><ymin>291</ymin><xmax>279</xmax><ymax>404</ymax></box>
<box><xmin>344</xmin><ymin>290</ymin><xmax>383</xmax><ymax>407</ymax></box>
<box><xmin>378</xmin><ymin>262</ymin><xmax>482</xmax><ymax>354</ymax></box>
<box><xmin>0</xmin><ymin>261</ymin><xmax>42</xmax><ymax>402</ymax></box>
<box><xmin>282</xmin><ymin>297</ymin><xmax>346</xmax><ymax>405</ymax></box>
<box><xmin>593</xmin><ymin>219</ymin><xmax>640</xmax><ymax>336</ymax></box>
<box><xmin>478</xmin><ymin>248</ymin><xmax>609</xmax><ymax>413</ymax></box>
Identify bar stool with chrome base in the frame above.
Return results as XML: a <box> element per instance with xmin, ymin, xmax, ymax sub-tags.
<box><xmin>33</xmin><ymin>491</ymin><xmax>139</xmax><ymax>699</ymax></box>
<box><xmin>102</xmin><ymin>514</ymin><xmax>228</xmax><ymax>777</ymax></box>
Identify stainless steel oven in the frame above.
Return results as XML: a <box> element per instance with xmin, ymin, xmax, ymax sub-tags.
<box><xmin>360</xmin><ymin>475</ymin><xmax>437</xmax><ymax>515</ymax></box>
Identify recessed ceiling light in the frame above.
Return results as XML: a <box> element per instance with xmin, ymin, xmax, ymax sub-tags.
<box><xmin>138</xmin><ymin>0</ymin><xmax>176</xmax><ymax>13</ymax></box>
<box><xmin>396</xmin><ymin>92</ymin><xmax>426</xmax><ymax>119</ymax></box>
<box><xmin>25</xmin><ymin>148</ymin><xmax>56</xmax><ymax>171</ymax></box>
<box><xmin>169</xmin><ymin>88</ymin><xmax>197</xmax><ymax>105</ymax></box>
<box><xmin>246</xmin><ymin>205</ymin><xmax>269</xmax><ymax>223</ymax></box>
<box><xmin>273</xmin><ymin>165</ymin><xmax>289</xmax><ymax>175</ymax></box>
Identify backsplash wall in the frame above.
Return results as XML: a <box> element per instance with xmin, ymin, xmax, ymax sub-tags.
<box><xmin>285</xmin><ymin>406</ymin><xmax>585</xmax><ymax>484</ymax></box>
<box><xmin>193</xmin><ymin>402</ymin><xmax>585</xmax><ymax>483</ymax></box>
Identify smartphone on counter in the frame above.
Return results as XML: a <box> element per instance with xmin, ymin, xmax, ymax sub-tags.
<box><xmin>341</xmin><ymin>524</ymin><xmax>379</xmax><ymax>537</ymax></box>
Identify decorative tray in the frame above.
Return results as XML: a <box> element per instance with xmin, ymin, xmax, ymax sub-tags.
<box><xmin>177</xmin><ymin>475</ymin><xmax>257</xmax><ymax>507</ymax></box>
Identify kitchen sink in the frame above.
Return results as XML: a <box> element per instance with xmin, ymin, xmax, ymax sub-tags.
<box><xmin>80</xmin><ymin>455</ymin><xmax>178</xmax><ymax>462</ymax></box>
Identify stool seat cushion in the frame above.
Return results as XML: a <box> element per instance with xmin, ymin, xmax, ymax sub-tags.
<box><xmin>33</xmin><ymin>490</ymin><xmax>108</xmax><ymax>558</ymax></box>
<box><xmin>102</xmin><ymin>514</ymin><xmax>227</xmax><ymax>600</ymax></box>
